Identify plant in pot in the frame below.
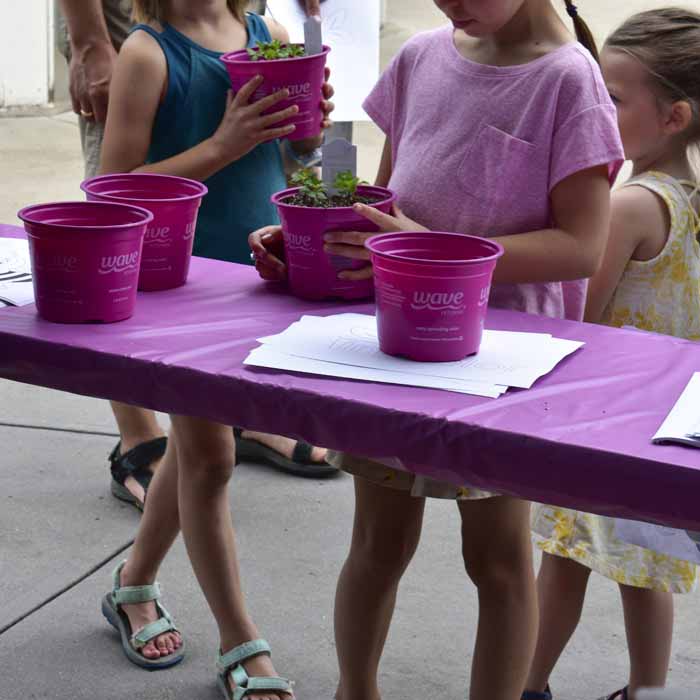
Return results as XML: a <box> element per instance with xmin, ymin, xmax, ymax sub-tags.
<box><xmin>271</xmin><ymin>169</ymin><xmax>396</xmax><ymax>301</ymax></box>
<box><xmin>221</xmin><ymin>39</ymin><xmax>331</xmax><ymax>140</ymax></box>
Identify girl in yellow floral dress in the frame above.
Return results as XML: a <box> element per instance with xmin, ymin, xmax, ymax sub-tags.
<box><xmin>524</xmin><ymin>9</ymin><xmax>700</xmax><ymax>700</ymax></box>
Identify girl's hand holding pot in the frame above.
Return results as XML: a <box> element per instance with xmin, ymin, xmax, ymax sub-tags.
<box><xmin>249</xmin><ymin>225</ymin><xmax>287</xmax><ymax>281</ymax></box>
<box><xmin>209</xmin><ymin>76</ymin><xmax>298</xmax><ymax>165</ymax></box>
<box><xmin>324</xmin><ymin>203</ymin><xmax>426</xmax><ymax>280</ymax></box>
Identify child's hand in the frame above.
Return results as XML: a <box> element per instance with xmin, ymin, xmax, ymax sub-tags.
<box><xmin>321</xmin><ymin>67</ymin><xmax>335</xmax><ymax>131</ymax></box>
<box><xmin>249</xmin><ymin>225</ymin><xmax>287</xmax><ymax>281</ymax></box>
<box><xmin>323</xmin><ymin>203</ymin><xmax>426</xmax><ymax>280</ymax></box>
<box><xmin>209</xmin><ymin>76</ymin><xmax>299</xmax><ymax>165</ymax></box>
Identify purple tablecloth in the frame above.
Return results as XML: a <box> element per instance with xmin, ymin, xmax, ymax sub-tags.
<box><xmin>1</xmin><ymin>224</ymin><xmax>699</xmax><ymax>529</ymax></box>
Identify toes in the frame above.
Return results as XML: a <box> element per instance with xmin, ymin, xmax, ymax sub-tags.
<box><xmin>142</xmin><ymin>641</ymin><xmax>159</xmax><ymax>658</ymax></box>
<box><xmin>156</xmin><ymin>635</ymin><xmax>169</xmax><ymax>656</ymax></box>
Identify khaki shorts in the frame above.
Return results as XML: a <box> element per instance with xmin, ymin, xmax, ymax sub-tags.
<box><xmin>326</xmin><ymin>451</ymin><xmax>497</xmax><ymax>500</ymax></box>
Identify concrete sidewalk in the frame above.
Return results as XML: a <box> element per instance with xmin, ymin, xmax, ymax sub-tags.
<box><xmin>1</xmin><ymin>1</ymin><xmax>698</xmax><ymax>698</ymax></box>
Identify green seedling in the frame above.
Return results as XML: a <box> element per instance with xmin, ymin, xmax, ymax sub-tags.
<box><xmin>247</xmin><ymin>39</ymin><xmax>306</xmax><ymax>61</ymax></box>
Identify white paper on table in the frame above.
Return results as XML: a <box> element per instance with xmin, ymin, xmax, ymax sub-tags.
<box><xmin>258</xmin><ymin>313</ymin><xmax>583</xmax><ymax>389</ymax></box>
<box><xmin>0</xmin><ymin>238</ymin><xmax>30</xmax><ymax>275</ymax></box>
<box><xmin>652</xmin><ymin>373</ymin><xmax>700</xmax><ymax>448</ymax></box>
<box><xmin>0</xmin><ymin>238</ymin><xmax>33</xmax><ymax>306</ymax></box>
<box><xmin>266</xmin><ymin>0</ymin><xmax>380</xmax><ymax>122</ymax></box>
<box><xmin>614</xmin><ymin>518</ymin><xmax>700</xmax><ymax>565</ymax></box>
<box><xmin>245</xmin><ymin>344</ymin><xmax>508</xmax><ymax>397</ymax></box>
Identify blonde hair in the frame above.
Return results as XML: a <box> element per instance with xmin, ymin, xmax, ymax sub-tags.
<box><xmin>132</xmin><ymin>0</ymin><xmax>248</xmax><ymax>23</ymax></box>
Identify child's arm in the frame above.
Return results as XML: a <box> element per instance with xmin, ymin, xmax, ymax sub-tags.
<box><xmin>584</xmin><ymin>186</ymin><xmax>668</xmax><ymax>323</ymax></box>
<box><xmin>325</xmin><ymin>164</ymin><xmax>613</xmax><ymax>284</ymax></box>
<box><xmin>99</xmin><ymin>30</ymin><xmax>297</xmax><ymax>178</ymax></box>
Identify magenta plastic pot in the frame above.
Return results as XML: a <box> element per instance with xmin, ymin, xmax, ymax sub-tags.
<box><xmin>81</xmin><ymin>173</ymin><xmax>207</xmax><ymax>291</ymax></box>
<box><xmin>272</xmin><ymin>185</ymin><xmax>396</xmax><ymax>301</ymax></box>
<box><xmin>221</xmin><ymin>45</ymin><xmax>330</xmax><ymax>140</ymax></box>
<box><xmin>18</xmin><ymin>201</ymin><xmax>153</xmax><ymax>323</ymax></box>
<box><xmin>365</xmin><ymin>232</ymin><xmax>504</xmax><ymax>362</ymax></box>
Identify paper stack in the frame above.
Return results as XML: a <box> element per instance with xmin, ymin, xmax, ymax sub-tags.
<box><xmin>0</xmin><ymin>238</ymin><xmax>33</xmax><ymax>307</ymax></box>
<box><xmin>244</xmin><ymin>313</ymin><xmax>583</xmax><ymax>398</ymax></box>
<box><xmin>653</xmin><ymin>372</ymin><xmax>700</xmax><ymax>448</ymax></box>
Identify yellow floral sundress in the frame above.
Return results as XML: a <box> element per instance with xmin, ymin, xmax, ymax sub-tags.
<box><xmin>533</xmin><ymin>171</ymin><xmax>700</xmax><ymax>593</ymax></box>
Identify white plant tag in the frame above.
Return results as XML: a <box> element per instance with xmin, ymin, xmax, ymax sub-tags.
<box><xmin>303</xmin><ymin>16</ymin><xmax>323</xmax><ymax>56</ymax></box>
<box><xmin>322</xmin><ymin>138</ymin><xmax>357</xmax><ymax>195</ymax></box>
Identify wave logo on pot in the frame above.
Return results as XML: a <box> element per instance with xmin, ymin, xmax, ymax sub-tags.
<box><xmin>145</xmin><ymin>226</ymin><xmax>171</xmax><ymax>246</ymax></box>
<box><xmin>286</xmin><ymin>232</ymin><xmax>314</xmax><ymax>255</ymax></box>
<box><xmin>272</xmin><ymin>82</ymin><xmax>311</xmax><ymax>99</ymax></box>
<box><xmin>39</xmin><ymin>254</ymin><xmax>78</xmax><ymax>273</ymax></box>
<box><xmin>183</xmin><ymin>221</ymin><xmax>196</xmax><ymax>241</ymax></box>
<box><xmin>98</xmin><ymin>251</ymin><xmax>140</xmax><ymax>275</ymax></box>
<box><xmin>410</xmin><ymin>291</ymin><xmax>466</xmax><ymax>312</ymax></box>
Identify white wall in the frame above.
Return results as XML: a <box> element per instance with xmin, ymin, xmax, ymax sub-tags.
<box><xmin>0</xmin><ymin>0</ymin><xmax>54</xmax><ymax>108</ymax></box>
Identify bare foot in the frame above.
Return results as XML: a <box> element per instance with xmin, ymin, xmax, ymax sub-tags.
<box><xmin>119</xmin><ymin>563</ymin><xmax>182</xmax><ymax>659</ymax></box>
<box><xmin>241</xmin><ymin>430</ymin><xmax>327</xmax><ymax>463</ymax></box>
<box><xmin>226</xmin><ymin>651</ymin><xmax>294</xmax><ymax>700</ymax></box>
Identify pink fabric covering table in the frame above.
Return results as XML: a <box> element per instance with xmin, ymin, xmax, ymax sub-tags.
<box><xmin>1</xmin><ymin>223</ymin><xmax>699</xmax><ymax>529</ymax></box>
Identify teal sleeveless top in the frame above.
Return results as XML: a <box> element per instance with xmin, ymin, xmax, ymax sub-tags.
<box><xmin>131</xmin><ymin>14</ymin><xmax>286</xmax><ymax>264</ymax></box>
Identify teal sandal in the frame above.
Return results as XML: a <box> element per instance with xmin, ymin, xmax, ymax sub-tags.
<box><xmin>216</xmin><ymin>639</ymin><xmax>293</xmax><ymax>700</ymax></box>
<box><xmin>101</xmin><ymin>561</ymin><xmax>185</xmax><ymax>670</ymax></box>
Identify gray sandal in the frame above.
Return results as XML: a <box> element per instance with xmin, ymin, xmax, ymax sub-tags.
<box><xmin>101</xmin><ymin>561</ymin><xmax>185</xmax><ymax>670</ymax></box>
<box><xmin>216</xmin><ymin>639</ymin><xmax>293</xmax><ymax>700</ymax></box>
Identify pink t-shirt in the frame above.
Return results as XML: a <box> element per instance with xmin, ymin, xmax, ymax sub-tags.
<box><xmin>363</xmin><ymin>27</ymin><xmax>624</xmax><ymax>320</ymax></box>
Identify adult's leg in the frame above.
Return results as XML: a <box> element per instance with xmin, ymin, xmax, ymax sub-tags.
<box><xmin>110</xmin><ymin>401</ymin><xmax>167</xmax><ymax>503</ymax></box>
<box><xmin>525</xmin><ymin>552</ymin><xmax>592</xmax><ymax>694</ymax></box>
<box><xmin>459</xmin><ymin>497</ymin><xmax>538</xmax><ymax>700</ymax></box>
<box><xmin>620</xmin><ymin>585</ymin><xmax>673</xmax><ymax>698</ymax></box>
<box><xmin>335</xmin><ymin>477</ymin><xmax>425</xmax><ymax>700</ymax></box>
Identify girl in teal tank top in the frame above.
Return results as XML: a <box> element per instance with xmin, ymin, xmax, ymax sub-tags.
<box><xmin>133</xmin><ymin>13</ymin><xmax>286</xmax><ymax>263</ymax></box>
<box><xmin>97</xmin><ymin>2</ymin><xmax>332</xmax><ymax>698</ymax></box>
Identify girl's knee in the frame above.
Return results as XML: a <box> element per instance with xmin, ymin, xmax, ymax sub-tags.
<box><xmin>463</xmin><ymin>538</ymin><xmax>533</xmax><ymax>593</ymax></box>
<box><xmin>350</xmin><ymin>519</ymin><xmax>422</xmax><ymax>579</ymax></box>
<box><xmin>178</xmin><ymin>439</ymin><xmax>235</xmax><ymax>485</ymax></box>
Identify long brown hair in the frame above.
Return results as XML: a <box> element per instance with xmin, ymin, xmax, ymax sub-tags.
<box><xmin>606</xmin><ymin>8</ymin><xmax>700</xmax><ymax>141</ymax></box>
<box><xmin>563</xmin><ymin>1</ymin><xmax>599</xmax><ymax>63</ymax></box>
<box><xmin>132</xmin><ymin>0</ymin><xmax>248</xmax><ymax>24</ymax></box>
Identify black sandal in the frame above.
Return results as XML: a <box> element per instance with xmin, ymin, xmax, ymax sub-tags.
<box><xmin>599</xmin><ymin>688</ymin><xmax>628</xmax><ymax>700</ymax></box>
<box><xmin>108</xmin><ymin>437</ymin><xmax>167</xmax><ymax>510</ymax></box>
<box><xmin>522</xmin><ymin>684</ymin><xmax>553</xmax><ymax>700</ymax></box>
<box><xmin>233</xmin><ymin>428</ymin><xmax>338</xmax><ymax>478</ymax></box>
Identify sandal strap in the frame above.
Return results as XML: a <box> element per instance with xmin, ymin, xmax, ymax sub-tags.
<box><xmin>233</xmin><ymin>677</ymin><xmax>293</xmax><ymax>700</ymax></box>
<box><xmin>217</xmin><ymin>639</ymin><xmax>271</xmax><ymax>674</ymax></box>
<box><xmin>291</xmin><ymin>439</ymin><xmax>313</xmax><ymax>464</ymax></box>
<box><xmin>131</xmin><ymin>615</ymin><xmax>177</xmax><ymax>649</ymax></box>
<box><xmin>109</xmin><ymin>437</ymin><xmax>167</xmax><ymax>487</ymax></box>
<box><xmin>113</xmin><ymin>582</ymin><xmax>161</xmax><ymax>605</ymax></box>
<box><xmin>110</xmin><ymin>561</ymin><xmax>161</xmax><ymax>605</ymax></box>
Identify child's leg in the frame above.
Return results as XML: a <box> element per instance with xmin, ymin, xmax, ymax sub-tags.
<box><xmin>525</xmin><ymin>552</ymin><xmax>591</xmax><ymax>694</ymax></box>
<box><xmin>334</xmin><ymin>477</ymin><xmax>426</xmax><ymax>700</ymax></box>
<box><xmin>458</xmin><ymin>496</ymin><xmax>538</xmax><ymax>700</ymax></box>
<box><xmin>171</xmin><ymin>415</ymin><xmax>288</xmax><ymax>698</ymax></box>
<box><xmin>119</xmin><ymin>432</ymin><xmax>183</xmax><ymax>658</ymax></box>
<box><xmin>110</xmin><ymin>401</ymin><xmax>167</xmax><ymax>502</ymax></box>
<box><xmin>620</xmin><ymin>584</ymin><xmax>673</xmax><ymax>697</ymax></box>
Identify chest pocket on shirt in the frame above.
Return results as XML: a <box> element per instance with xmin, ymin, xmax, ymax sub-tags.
<box><xmin>460</xmin><ymin>124</ymin><xmax>538</xmax><ymax>210</ymax></box>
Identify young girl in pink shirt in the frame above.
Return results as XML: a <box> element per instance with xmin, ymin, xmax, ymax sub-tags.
<box><xmin>252</xmin><ymin>1</ymin><xmax>623</xmax><ymax>698</ymax></box>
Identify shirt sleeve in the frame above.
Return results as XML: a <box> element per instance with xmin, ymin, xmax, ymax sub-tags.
<box><xmin>549</xmin><ymin>103</ymin><xmax>625</xmax><ymax>192</ymax></box>
<box><xmin>362</xmin><ymin>52</ymin><xmax>400</xmax><ymax>140</ymax></box>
